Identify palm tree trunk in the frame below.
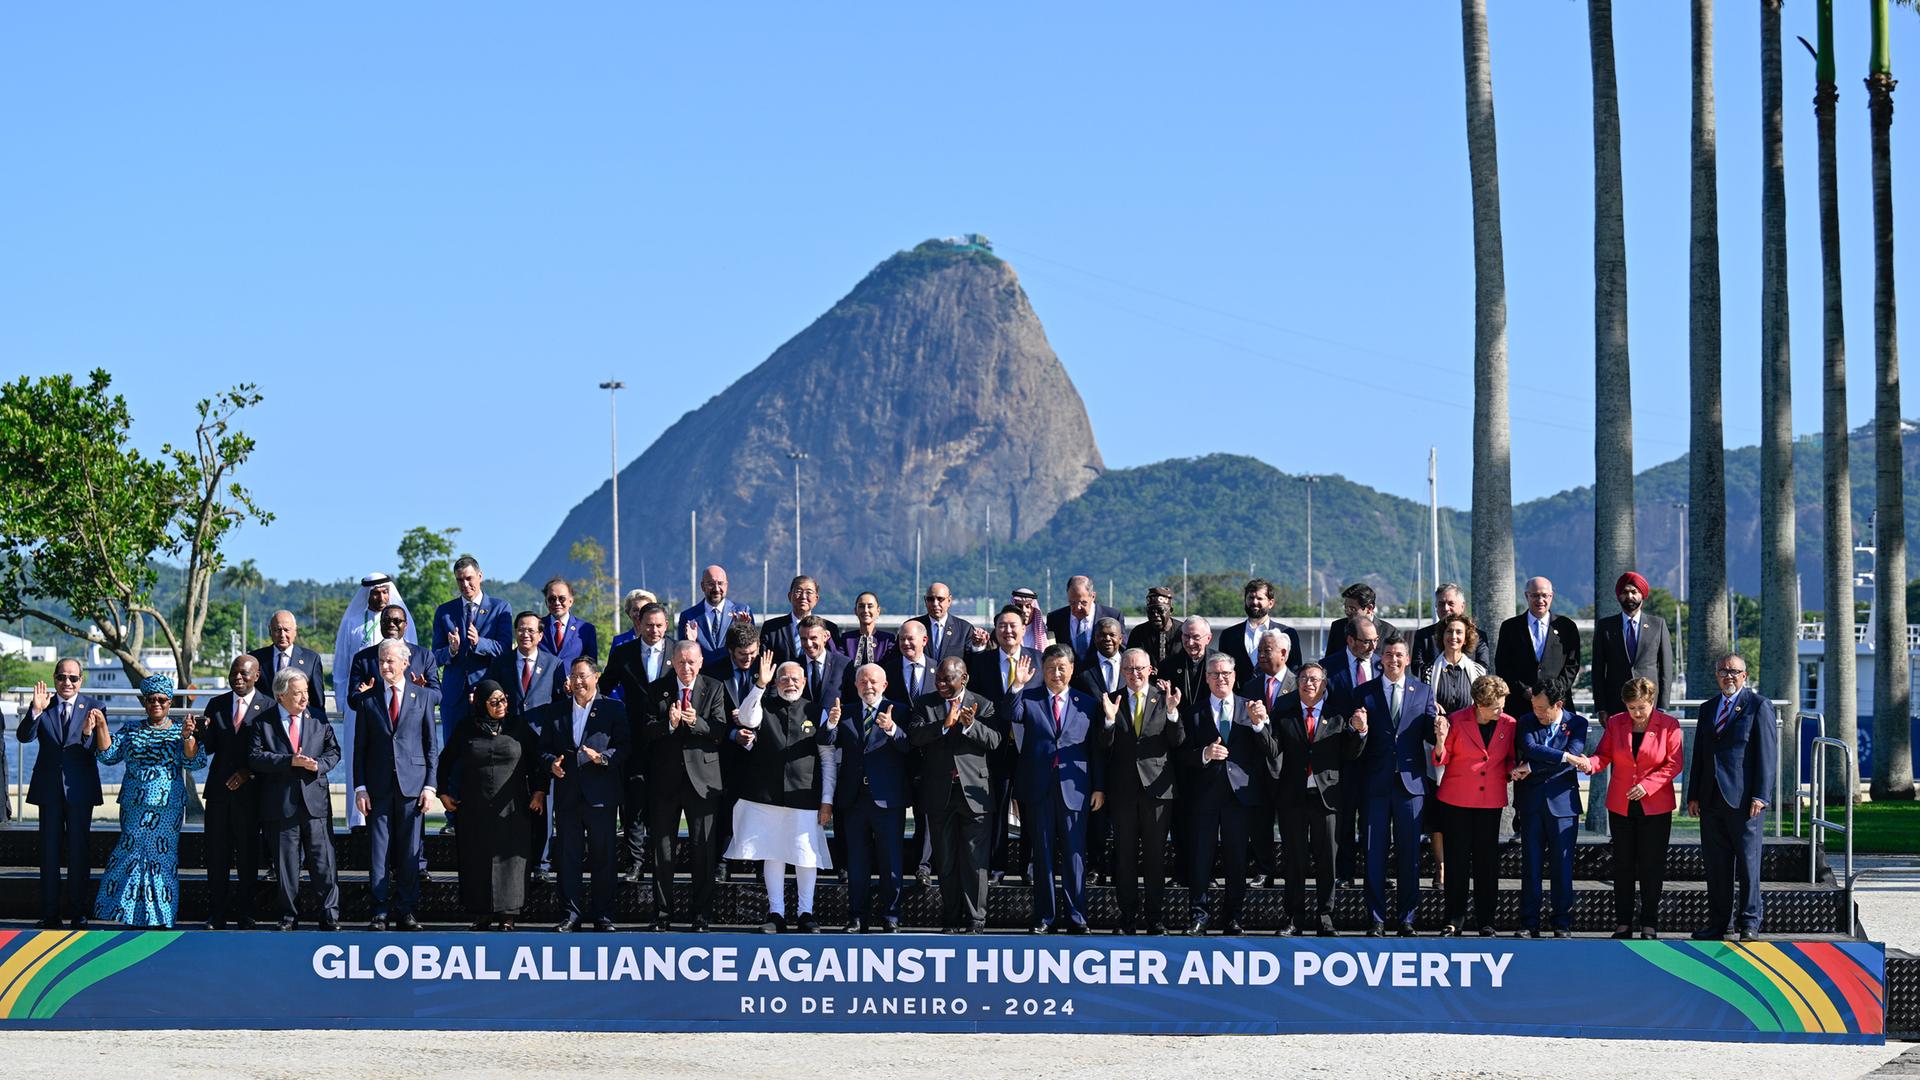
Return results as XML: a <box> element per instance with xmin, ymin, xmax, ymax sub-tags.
<box><xmin>1759</xmin><ymin>0</ymin><xmax>1797</xmax><ymax>805</ymax></box>
<box><xmin>1688</xmin><ymin>0</ymin><xmax>1730</xmax><ymax>698</ymax></box>
<box><xmin>1815</xmin><ymin>0</ymin><xmax>1858</xmax><ymax>806</ymax></box>
<box><xmin>1462</xmin><ymin>0</ymin><xmax>1516</xmax><ymax>636</ymax></box>
<box><xmin>1587</xmin><ymin>0</ymin><xmax>1631</xmax><ymax>832</ymax></box>
<box><xmin>1868</xmin><ymin>0</ymin><xmax>1913</xmax><ymax>801</ymax></box>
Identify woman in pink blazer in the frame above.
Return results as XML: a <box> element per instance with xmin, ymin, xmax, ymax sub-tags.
<box><xmin>1431</xmin><ymin>675</ymin><xmax>1521</xmax><ymax>936</ymax></box>
<box><xmin>1583</xmin><ymin>676</ymin><xmax>1684</xmax><ymax>939</ymax></box>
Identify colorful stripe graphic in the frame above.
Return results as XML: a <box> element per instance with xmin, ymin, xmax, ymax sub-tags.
<box><xmin>0</xmin><ymin>931</ymin><xmax>183</xmax><ymax>1021</ymax></box>
<box><xmin>1626</xmin><ymin>939</ymin><xmax>1884</xmax><ymax>1036</ymax></box>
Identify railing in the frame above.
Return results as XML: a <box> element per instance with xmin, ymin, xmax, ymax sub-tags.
<box><xmin>1809</xmin><ymin>735</ymin><xmax>1858</xmax><ymax>935</ymax></box>
<box><xmin>1794</xmin><ymin>620</ymin><xmax>1920</xmax><ymax>649</ymax></box>
<box><xmin>1793</xmin><ymin>711</ymin><xmax>1823</xmax><ymax>840</ymax></box>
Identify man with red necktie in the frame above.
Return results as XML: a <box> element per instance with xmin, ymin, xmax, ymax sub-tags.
<box><xmin>1271</xmin><ymin>663</ymin><xmax>1366</xmax><ymax>936</ymax></box>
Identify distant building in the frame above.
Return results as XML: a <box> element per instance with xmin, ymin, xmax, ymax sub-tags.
<box><xmin>0</xmin><ymin>630</ymin><xmax>55</xmax><ymax>664</ymax></box>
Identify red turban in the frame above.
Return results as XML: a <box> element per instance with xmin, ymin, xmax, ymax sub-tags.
<box><xmin>1615</xmin><ymin>571</ymin><xmax>1651</xmax><ymax>598</ymax></box>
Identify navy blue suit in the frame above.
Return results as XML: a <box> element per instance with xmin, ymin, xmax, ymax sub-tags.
<box><xmin>487</xmin><ymin>649</ymin><xmax>569</xmax><ymax>720</ymax></box>
<box><xmin>1691</xmin><ymin>687</ymin><xmax>1779</xmax><ymax>933</ymax></box>
<box><xmin>1353</xmin><ymin>676</ymin><xmax>1438</xmax><ymax>928</ymax></box>
<box><xmin>347</xmin><ymin>641</ymin><xmax>439</xmax><ymax>712</ymax></box>
<box><xmin>796</xmin><ymin>648</ymin><xmax>852</xmax><ymax>705</ymax></box>
<box><xmin>248</xmin><ymin>706</ymin><xmax>342</xmax><ymax>922</ymax></box>
<box><xmin>678</xmin><ymin>599</ymin><xmax>754</xmax><ymax>665</ymax></box>
<box><xmin>1180</xmin><ymin>693</ymin><xmax>1279</xmax><ymax>927</ymax></box>
<box><xmin>830</xmin><ymin>700</ymin><xmax>913</xmax><ymax>925</ymax></box>
<box><xmin>17</xmin><ymin>693</ymin><xmax>104</xmax><ymax>923</ymax></box>
<box><xmin>1515</xmin><ymin>709</ymin><xmax>1589</xmax><ymax>930</ymax></box>
<box><xmin>542</xmin><ymin>615</ymin><xmax>597</xmax><ymax>669</ymax></box>
<box><xmin>539</xmin><ymin>696</ymin><xmax>631</xmax><ymax>922</ymax></box>
<box><xmin>906</xmin><ymin>614</ymin><xmax>976</xmax><ymax>663</ymax></box>
<box><xmin>353</xmin><ymin>681</ymin><xmax>440</xmax><ymax>918</ymax></box>
<box><xmin>431</xmin><ymin>595</ymin><xmax>514</xmax><ymax>739</ymax></box>
<box><xmin>1009</xmin><ymin>686</ymin><xmax>1104</xmax><ymax>928</ymax></box>
<box><xmin>249</xmin><ymin>645</ymin><xmax>329</xmax><ymax>723</ymax></box>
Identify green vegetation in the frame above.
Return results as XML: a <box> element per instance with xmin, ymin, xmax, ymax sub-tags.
<box><xmin>1822</xmin><ymin>798</ymin><xmax>1920</xmax><ymax>853</ymax></box>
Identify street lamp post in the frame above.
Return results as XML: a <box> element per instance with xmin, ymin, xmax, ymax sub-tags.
<box><xmin>1303</xmin><ymin>475</ymin><xmax>1319</xmax><ymax>606</ymax></box>
<box><xmin>788</xmin><ymin>450</ymin><xmax>808</xmax><ymax>577</ymax></box>
<box><xmin>1673</xmin><ymin>500</ymin><xmax>1688</xmax><ymax>680</ymax></box>
<box><xmin>599</xmin><ymin>380</ymin><xmax>626</xmax><ymax>623</ymax></box>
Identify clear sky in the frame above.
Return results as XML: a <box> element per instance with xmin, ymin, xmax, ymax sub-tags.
<box><xmin>3</xmin><ymin>3</ymin><xmax>1915</xmax><ymax>586</ymax></box>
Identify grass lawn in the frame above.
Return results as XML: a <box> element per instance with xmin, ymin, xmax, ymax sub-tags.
<box><xmin>1821</xmin><ymin>798</ymin><xmax>1920</xmax><ymax>854</ymax></box>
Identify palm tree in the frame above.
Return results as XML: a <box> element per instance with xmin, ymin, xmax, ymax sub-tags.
<box><xmin>1809</xmin><ymin>0</ymin><xmax>1857</xmax><ymax>804</ymax></box>
<box><xmin>1588</xmin><ymin>0</ymin><xmax>1632</xmax><ymax>832</ymax></box>
<box><xmin>1687</xmin><ymin>0</ymin><xmax>1730</xmax><ymax>697</ymax></box>
<box><xmin>1462</xmin><ymin>0</ymin><xmax>1515</xmax><ymax>634</ymax></box>
<box><xmin>219</xmin><ymin>557</ymin><xmax>266</xmax><ymax>651</ymax></box>
<box><xmin>1868</xmin><ymin>0</ymin><xmax>1913</xmax><ymax>800</ymax></box>
<box><xmin>1759</xmin><ymin>0</ymin><xmax>1798</xmax><ymax>794</ymax></box>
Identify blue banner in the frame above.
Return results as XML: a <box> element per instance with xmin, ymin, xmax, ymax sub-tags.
<box><xmin>0</xmin><ymin>929</ymin><xmax>1883</xmax><ymax>1043</ymax></box>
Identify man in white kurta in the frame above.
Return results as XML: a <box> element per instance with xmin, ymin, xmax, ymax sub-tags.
<box><xmin>726</xmin><ymin>660</ymin><xmax>836</xmax><ymax>933</ymax></box>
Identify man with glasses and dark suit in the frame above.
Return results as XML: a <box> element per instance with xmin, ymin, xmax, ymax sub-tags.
<box><xmin>1688</xmin><ymin>653</ymin><xmax>1778</xmax><ymax>943</ymax></box>
<box><xmin>17</xmin><ymin>658</ymin><xmax>106</xmax><ymax>928</ymax></box>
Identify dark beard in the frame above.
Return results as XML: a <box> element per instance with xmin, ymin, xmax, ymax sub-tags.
<box><xmin>1619</xmin><ymin>597</ymin><xmax>1642</xmax><ymax>614</ymax></box>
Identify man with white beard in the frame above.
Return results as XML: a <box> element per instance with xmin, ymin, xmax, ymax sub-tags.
<box><xmin>727</xmin><ymin>656</ymin><xmax>837</xmax><ymax>933</ymax></box>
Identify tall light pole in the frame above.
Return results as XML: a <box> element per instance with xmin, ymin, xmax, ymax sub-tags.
<box><xmin>788</xmin><ymin>450</ymin><xmax>808</xmax><ymax>577</ymax></box>
<box><xmin>1673</xmin><ymin>500</ymin><xmax>1688</xmax><ymax>679</ymax></box>
<box><xmin>599</xmin><ymin>380</ymin><xmax>625</xmax><ymax>623</ymax></box>
<box><xmin>1303</xmin><ymin>475</ymin><xmax>1319</xmax><ymax>607</ymax></box>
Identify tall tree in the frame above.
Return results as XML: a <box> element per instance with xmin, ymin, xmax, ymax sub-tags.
<box><xmin>218</xmin><ymin>557</ymin><xmax>265</xmax><ymax>651</ymax></box>
<box><xmin>1809</xmin><ymin>0</ymin><xmax>1858</xmax><ymax>803</ymax></box>
<box><xmin>1759</xmin><ymin>0</ymin><xmax>1799</xmax><ymax>793</ymax></box>
<box><xmin>1868</xmin><ymin>0</ymin><xmax>1913</xmax><ymax>800</ymax></box>
<box><xmin>1688</xmin><ymin>0</ymin><xmax>1732</xmax><ymax>697</ymax></box>
<box><xmin>1462</xmin><ymin>0</ymin><xmax>1516</xmax><ymax>634</ymax></box>
<box><xmin>0</xmin><ymin>372</ymin><xmax>271</xmax><ymax>684</ymax></box>
<box><xmin>1587</xmin><ymin>0</ymin><xmax>1632</xmax><ymax>831</ymax></box>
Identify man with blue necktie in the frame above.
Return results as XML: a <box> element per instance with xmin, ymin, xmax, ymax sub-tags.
<box><xmin>541</xmin><ymin>577</ymin><xmax>598</xmax><ymax>668</ymax></box>
<box><xmin>1045</xmin><ymin>576</ymin><xmax>1125</xmax><ymax>664</ymax></box>
<box><xmin>18</xmin><ymin>659</ymin><xmax>106</xmax><ymax>929</ymax></box>
<box><xmin>1008</xmin><ymin>645</ymin><xmax>1104</xmax><ymax>933</ymax></box>
<box><xmin>1181</xmin><ymin>653</ymin><xmax>1278</xmax><ymax>935</ymax></box>
<box><xmin>602</xmin><ymin>601</ymin><xmax>672</xmax><ymax>881</ymax></box>
<box><xmin>1688</xmin><ymin>653</ymin><xmax>1777</xmax><ymax>942</ymax></box>
<box><xmin>678</xmin><ymin>564</ymin><xmax>754</xmax><ymax>665</ymax></box>
<box><xmin>1353</xmin><ymin>638</ymin><xmax>1437</xmax><ymax>936</ymax></box>
<box><xmin>431</xmin><ymin>556</ymin><xmax>514</xmax><ymax>749</ymax></box>
<box><xmin>1515</xmin><ymin>683</ymin><xmax>1589</xmax><ymax>937</ymax></box>
<box><xmin>760</xmin><ymin>575</ymin><xmax>840</xmax><ymax>667</ymax></box>
<box><xmin>908</xmin><ymin>581</ymin><xmax>978</xmax><ymax>663</ymax></box>
<box><xmin>828</xmin><ymin>664</ymin><xmax>912</xmax><ymax>932</ymax></box>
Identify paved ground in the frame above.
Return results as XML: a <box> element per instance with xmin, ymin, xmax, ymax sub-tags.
<box><xmin>1856</xmin><ymin>857</ymin><xmax>1920</xmax><ymax>953</ymax></box>
<box><xmin>0</xmin><ymin>1028</ymin><xmax>1906</xmax><ymax>1079</ymax></box>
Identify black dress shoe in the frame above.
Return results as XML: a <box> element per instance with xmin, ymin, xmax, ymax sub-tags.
<box><xmin>276</xmin><ymin>917</ymin><xmax>297</xmax><ymax>932</ymax></box>
<box><xmin>1690</xmin><ymin>929</ymin><xmax>1725</xmax><ymax>941</ymax></box>
<box><xmin>68</xmin><ymin>917</ymin><xmax>88</xmax><ymax>930</ymax></box>
<box><xmin>1739</xmin><ymin>929</ymin><xmax>1760</xmax><ymax>942</ymax></box>
<box><xmin>622</xmin><ymin>867</ymin><xmax>644</xmax><ymax>884</ymax></box>
<box><xmin>1639</xmin><ymin>928</ymin><xmax>1659</xmax><ymax>940</ymax></box>
<box><xmin>397</xmin><ymin>914</ymin><xmax>421</xmax><ymax>931</ymax></box>
<box><xmin>367</xmin><ymin>916</ymin><xmax>389</xmax><ymax>932</ymax></box>
<box><xmin>1222</xmin><ymin>920</ymin><xmax>1245</xmax><ymax>936</ymax></box>
<box><xmin>1188</xmin><ymin>917</ymin><xmax>1209</xmax><ymax>936</ymax></box>
<box><xmin>1397</xmin><ymin>924</ymin><xmax>1416</xmax><ymax>938</ymax></box>
<box><xmin>1117</xmin><ymin>920</ymin><xmax>1137</xmax><ymax>936</ymax></box>
<box><xmin>498</xmin><ymin>919</ymin><xmax>515</xmax><ymax>932</ymax></box>
<box><xmin>1552</xmin><ymin>930</ymin><xmax>1571</xmax><ymax>939</ymax></box>
<box><xmin>797</xmin><ymin>913</ymin><xmax>820</xmax><ymax>934</ymax></box>
<box><xmin>531</xmin><ymin>869</ymin><xmax>553</xmax><ymax>884</ymax></box>
<box><xmin>652</xmin><ymin>919</ymin><xmax>673</xmax><ymax>933</ymax></box>
<box><xmin>1478</xmin><ymin>926</ymin><xmax>1496</xmax><ymax>937</ymax></box>
<box><xmin>1366</xmin><ymin>923</ymin><xmax>1386</xmax><ymax>938</ymax></box>
<box><xmin>555</xmin><ymin>917</ymin><xmax>581</xmax><ymax>933</ymax></box>
<box><xmin>205</xmin><ymin>920</ymin><xmax>226</xmax><ymax>932</ymax></box>
<box><xmin>471</xmin><ymin>920</ymin><xmax>493</xmax><ymax>931</ymax></box>
<box><xmin>916</xmin><ymin>867</ymin><xmax>934</xmax><ymax>889</ymax></box>
<box><xmin>690</xmin><ymin>917</ymin><xmax>710</xmax><ymax>933</ymax></box>
<box><xmin>1318</xmin><ymin>914</ymin><xmax>1338</xmax><ymax>937</ymax></box>
<box><xmin>593</xmin><ymin>918</ymin><xmax>617</xmax><ymax>933</ymax></box>
<box><xmin>876</xmin><ymin>920</ymin><xmax>898</xmax><ymax>934</ymax></box>
<box><xmin>1031</xmin><ymin>921</ymin><xmax>1050</xmax><ymax>935</ymax></box>
<box><xmin>967</xmin><ymin>921</ymin><xmax>987</xmax><ymax>934</ymax></box>
<box><xmin>318</xmin><ymin>918</ymin><xmax>340</xmax><ymax>933</ymax></box>
<box><xmin>845</xmin><ymin>917</ymin><xmax>865</xmax><ymax>934</ymax></box>
<box><xmin>1149</xmin><ymin>921</ymin><xmax>1171</xmax><ymax>936</ymax></box>
<box><xmin>35</xmin><ymin>917</ymin><xmax>61</xmax><ymax>930</ymax></box>
<box><xmin>990</xmin><ymin>870</ymin><xmax>1006</xmax><ymax>885</ymax></box>
<box><xmin>236</xmin><ymin>918</ymin><xmax>256</xmax><ymax>931</ymax></box>
<box><xmin>1611</xmin><ymin>926</ymin><xmax>1634</xmax><ymax>939</ymax></box>
<box><xmin>1065</xmin><ymin>921</ymin><xmax>1090</xmax><ymax>935</ymax></box>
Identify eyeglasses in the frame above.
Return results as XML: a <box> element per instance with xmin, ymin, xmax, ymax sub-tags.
<box><xmin>1206</xmin><ymin>670</ymin><xmax>1235</xmax><ymax>679</ymax></box>
<box><xmin>485</xmin><ymin>696</ymin><xmax>510</xmax><ymax>706</ymax></box>
<box><xmin>53</xmin><ymin>674</ymin><xmax>81</xmax><ymax>683</ymax></box>
<box><xmin>1718</xmin><ymin>668</ymin><xmax>1747</xmax><ymax>677</ymax></box>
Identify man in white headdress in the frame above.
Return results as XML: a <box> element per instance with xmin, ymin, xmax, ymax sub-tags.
<box><xmin>334</xmin><ymin>573</ymin><xmax>414</xmax><ymax>827</ymax></box>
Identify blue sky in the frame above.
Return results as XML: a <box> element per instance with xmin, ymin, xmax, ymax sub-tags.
<box><xmin>2</xmin><ymin>3</ymin><xmax>1914</xmax><ymax>586</ymax></box>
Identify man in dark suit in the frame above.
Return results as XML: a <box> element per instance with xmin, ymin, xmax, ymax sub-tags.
<box><xmin>907</xmin><ymin>657</ymin><xmax>1003</xmax><ymax>932</ymax></box>
<box><xmin>541</xmin><ymin>576</ymin><xmax>598</xmax><ymax>668</ymax></box>
<box><xmin>1515</xmin><ymin>683</ymin><xmax>1589</xmax><ymax>937</ymax></box>
<box><xmin>248</xmin><ymin>667</ymin><xmax>341</xmax><ymax>931</ymax></box>
<box><xmin>488</xmin><ymin>611</ymin><xmax>568</xmax><ymax>718</ymax></box>
<box><xmin>1155</xmin><ymin>616</ymin><xmax>1217</xmax><ymax>711</ymax></box>
<box><xmin>678</xmin><ymin>564</ymin><xmax>754</xmax><ymax>665</ymax></box>
<box><xmin>639</xmin><ymin>639</ymin><xmax>730</xmax><ymax>930</ymax></box>
<box><xmin>604</xmin><ymin>601</ymin><xmax>672</xmax><ymax>878</ymax></box>
<box><xmin>1590</xmin><ymin>571</ymin><xmax>1673</xmax><ymax>716</ymax></box>
<box><xmin>967</xmin><ymin>606</ymin><xmax>1041</xmax><ymax>881</ymax></box>
<box><xmin>907</xmin><ymin>581</ymin><xmax>977</xmax><ymax>663</ymax></box>
<box><xmin>1322</xmin><ymin>584</ymin><xmax>1398</xmax><ymax>668</ymax></box>
<box><xmin>540</xmin><ymin>655</ymin><xmax>630</xmax><ymax>932</ymax></box>
<box><xmin>1072</xmin><ymin>618</ymin><xmax>1128</xmax><ymax>699</ymax></box>
<box><xmin>760</xmin><ymin>575</ymin><xmax>841</xmax><ymax>666</ymax></box>
<box><xmin>1046</xmin><ymin>576</ymin><xmax>1126</xmax><ymax>663</ymax></box>
<box><xmin>882</xmin><ymin>620</ymin><xmax>939</xmax><ymax>885</ymax></box>
<box><xmin>1100</xmin><ymin>648</ymin><xmax>1185</xmax><ymax>934</ymax></box>
<box><xmin>354</xmin><ymin>639</ymin><xmax>441</xmax><ymax>930</ymax></box>
<box><xmin>794</xmin><ymin>615</ymin><xmax>852</xmax><ymax>704</ymax></box>
<box><xmin>430</xmin><ymin>556</ymin><xmax>514</xmax><ymax>745</ymax></box>
<box><xmin>250</xmin><ymin>610</ymin><xmax>330</xmax><ymax>727</ymax></box>
<box><xmin>703</xmin><ymin>620</ymin><xmax>764</xmax><ymax>884</ymax></box>
<box><xmin>829</xmin><ymin>663</ymin><xmax>913</xmax><ymax>931</ymax></box>
<box><xmin>1237</xmin><ymin>629</ymin><xmax>1298</xmax><ymax>887</ymax></box>
<box><xmin>1352</xmin><ymin>638</ymin><xmax>1437</xmax><ymax>935</ymax></box>
<box><xmin>1688</xmin><ymin>653</ymin><xmax>1778</xmax><ymax>942</ymax></box>
<box><xmin>1324</xmin><ymin>614</ymin><xmax>1382</xmax><ymax>714</ymax></box>
<box><xmin>348</xmin><ymin>605</ymin><xmax>439</xmax><ymax>704</ymax></box>
<box><xmin>1220</xmin><ymin>578</ymin><xmax>1304</xmax><ymax>679</ymax></box>
<box><xmin>17</xmin><ymin>658</ymin><xmax>105</xmax><ymax>928</ymax></box>
<box><xmin>1493</xmin><ymin>576</ymin><xmax>1582</xmax><ymax>718</ymax></box>
<box><xmin>1008</xmin><ymin>644</ymin><xmax>1104</xmax><ymax>932</ymax></box>
<box><xmin>1410</xmin><ymin>583</ymin><xmax>1494</xmax><ymax>673</ymax></box>
<box><xmin>1126</xmin><ymin>588</ymin><xmax>1181</xmax><ymax>667</ymax></box>
<box><xmin>202</xmin><ymin>654</ymin><xmax>271</xmax><ymax>929</ymax></box>
<box><xmin>1181</xmin><ymin>653</ymin><xmax>1280</xmax><ymax>935</ymax></box>
<box><xmin>1271</xmin><ymin>664</ymin><xmax>1365</xmax><ymax>935</ymax></box>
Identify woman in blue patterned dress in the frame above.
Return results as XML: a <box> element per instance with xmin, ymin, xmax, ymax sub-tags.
<box><xmin>90</xmin><ymin>674</ymin><xmax>207</xmax><ymax>928</ymax></box>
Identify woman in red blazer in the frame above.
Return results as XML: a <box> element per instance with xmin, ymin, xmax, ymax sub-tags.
<box><xmin>1431</xmin><ymin>675</ymin><xmax>1521</xmax><ymax>936</ymax></box>
<box><xmin>1583</xmin><ymin>676</ymin><xmax>1684</xmax><ymax>939</ymax></box>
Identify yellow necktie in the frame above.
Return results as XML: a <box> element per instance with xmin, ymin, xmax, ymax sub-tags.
<box><xmin>1132</xmin><ymin>692</ymin><xmax>1145</xmax><ymax>736</ymax></box>
<box><xmin>1006</xmin><ymin>656</ymin><xmax>1016</xmax><ymax>687</ymax></box>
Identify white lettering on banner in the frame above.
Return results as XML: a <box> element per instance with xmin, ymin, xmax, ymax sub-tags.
<box><xmin>1291</xmin><ymin>951</ymin><xmax>1513</xmax><ymax>989</ymax></box>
